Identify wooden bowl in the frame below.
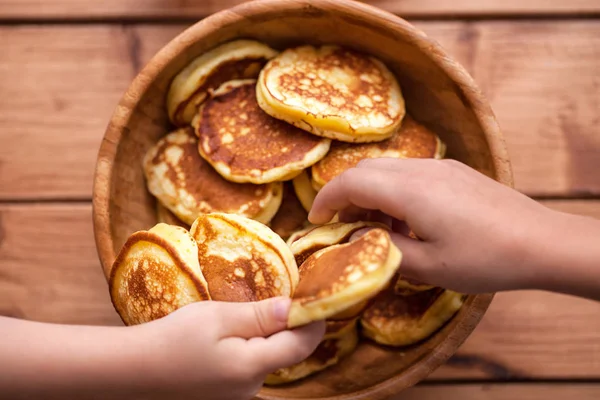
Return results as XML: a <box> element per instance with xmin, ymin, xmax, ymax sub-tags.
<box><xmin>93</xmin><ymin>0</ymin><xmax>512</xmax><ymax>398</ymax></box>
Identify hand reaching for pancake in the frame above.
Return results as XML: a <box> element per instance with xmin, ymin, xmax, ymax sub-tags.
<box><xmin>309</xmin><ymin>158</ymin><xmax>600</xmax><ymax>300</ymax></box>
<box><xmin>140</xmin><ymin>297</ymin><xmax>325</xmax><ymax>400</ymax></box>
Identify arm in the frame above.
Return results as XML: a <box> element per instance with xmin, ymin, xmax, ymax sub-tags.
<box><xmin>309</xmin><ymin>158</ymin><xmax>600</xmax><ymax>301</ymax></box>
<box><xmin>0</xmin><ymin>298</ymin><xmax>324</xmax><ymax>400</ymax></box>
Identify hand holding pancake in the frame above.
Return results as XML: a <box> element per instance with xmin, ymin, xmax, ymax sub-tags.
<box><xmin>309</xmin><ymin>158</ymin><xmax>552</xmax><ymax>294</ymax></box>
<box><xmin>134</xmin><ymin>297</ymin><xmax>324</xmax><ymax>400</ymax></box>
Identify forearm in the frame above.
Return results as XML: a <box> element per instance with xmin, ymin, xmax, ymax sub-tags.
<box><xmin>524</xmin><ymin>209</ymin><xmax>600</xmax><ymax>301</ymax></box>
<box><xmin>0</xmin><ymin>317</ymin><xmax>162</xmax><ymax>399</ymax></box>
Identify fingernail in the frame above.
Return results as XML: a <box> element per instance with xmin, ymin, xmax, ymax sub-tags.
<box><xmin>273</xmin><ymin>297</ymin><xmax>291</xmax><ymax>321</ymax></box>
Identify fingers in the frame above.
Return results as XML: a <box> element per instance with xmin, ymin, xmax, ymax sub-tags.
<box><xmin>246</xmin><ymin>321</ymin><xmax>326</xmax><ymax>374</ymax></box>
<box><xmin>309</xmin><ymin>167</ymin><xmax>414</xmax><ymax>225</ymax></box>
<box><xmin>386</xmin><ymin>231</ymin><xmax>434</xmax><ymax>280</ymax></box>
<box><xmin>215</xmin><ymin>297</ymin><xmax>291</xmax><ymax>339</ymax></box>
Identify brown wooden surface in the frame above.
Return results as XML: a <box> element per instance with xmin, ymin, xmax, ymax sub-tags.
<box><xmin>2</xmin><ymin>201</ymin><xmax>598</xmax><ymax>381</ymax></box>
<box><xmin>1</xmin><ymin>21</ymin><xmax>599</xmax><ymax>200</ymax></box>
<box><xmin>1</xmin><ymin>0</ymin><xmax>599</xmax><ymax>20</ymax></box>
<box><xmin>398</xmin><ymin>384</ymin><xmax>600</xmax><ymax>399</ymax></box>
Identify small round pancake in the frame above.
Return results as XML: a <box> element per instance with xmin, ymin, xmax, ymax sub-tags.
<box><xmin>290</xmin><ymin>221</ymin><xmax>386</xmax><ymax>267</ymax></box>
<box><xmin>167</xmin><ymin>39</ymin><xmax>278</xmax><ymax>126</ymax></box>
<box><xmin>269</xmin><ymin>182</ymin><xmax>309</xmax><ymax>241</ymax></box>
<box><xmin>257</xmin><ymin>45</ymin><xmax>405</xmax><ymax>143</ymax></box>
<box><xmin>190</xmin><ymin>213</ymin><xmax>298</xmax><ymax>302</ymax></box>
<box><xmin>311</xmin><ymin>115</ymin><xmax>446</xmax><ymax>190</ymax></box>
<box><xmin>360</xmin><ymin>280</ymin><xmax>465</xmax><ymax>347</ymax></box>
<box><xmin>292</xmin><ymin>169</ymin><xmax>318</xmax><ymax>212</ymax></box>
<box><xmin>288</xmin><ymin>228</ymin><xmax>402</xmax><ymax>328</ymax></box>
<box><xmin>109</xmin><ymin>223</ymin><xmax>211</xmax><ymax>326</ymax></box>
<box><xmin>195</xmin><ymin>79</ymin><xmax>331</xmax><ymax>184</ymax></box>
<box><xmin>156</xmin><ymin>203</ymin><xmax>190</xmax><ymax>229</ymax></box>
<box><xmin>265</xmin><ymin>319</ymin><xmax>359</xmax><ymax>385</ymax></box>
<box><xmin>143</xmin><ymin>127</ymin><xmax>282</xmax><ymax>225</ymax></box>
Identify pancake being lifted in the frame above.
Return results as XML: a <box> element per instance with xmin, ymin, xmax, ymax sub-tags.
<box><xmin>288</xmin><ymin>228</ymin><xmax>402</xmax><ymax>328</ymax></box>
<box><xmin>360</xmin><ymin>276</ymin><xmax>464</xmax><ymax>347</ymax></box>
<box><xmin>110</xmin><ymin>223</ymin><xmax>211</xmax><ymax>326</ymax></box>
<box><xmin>195</xmin><ymin>80</ymin><xmax>331</xmax><ymax>184</ymax></box>
<box><xmin>311</xmin><ymin>115</ymin><xmax>446</xmax><ymax>190</ymax></box>
<box><xmin>190</xmin><ymin>213</ymin><xmax>299</xmax><ymax>302</ymax></box>
<box><xmin>167</xmin><ymin>39</ymin><xmax>278</xmax><ymax>126</ymax></box>
<box><xmin>143</xmin><ymin>127</ymin><xmax>282</xmax><ymax>225</ymax></box>
<box><xmin>257</xmin><ymin>45</ymin><xmax>405</xmax><ymax>143</ymax></box>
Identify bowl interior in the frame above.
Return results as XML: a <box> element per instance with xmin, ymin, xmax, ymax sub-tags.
<box><xmin>95</xmin><ymin>1</ymin><xmax>507</xmax><ymax>399</ymax></box>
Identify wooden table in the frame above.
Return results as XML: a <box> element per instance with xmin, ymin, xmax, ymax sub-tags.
<box><xmin>1</xmin><ymin>1</ymin><xmax>599</xmax><ymax>398</ymax></box>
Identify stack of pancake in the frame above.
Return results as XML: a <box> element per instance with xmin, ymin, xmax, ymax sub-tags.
<box><xmin>111</xmin><ymin>39</ymin><xmax>463</xmax><ymax>385</ymax></box>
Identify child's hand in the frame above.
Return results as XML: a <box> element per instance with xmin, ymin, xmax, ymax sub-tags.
<box><xmin>135</xmin><ymin>297</ymin><xmax>324</xmax><ymax>400</ymax></box>
<box><xmin>309</xmin><ymin>158</ymin><xmax>557</xmax><ymax>294</ymax></box>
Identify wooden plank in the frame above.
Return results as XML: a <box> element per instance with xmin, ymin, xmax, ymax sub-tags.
<box><xmin>396</xmin><ymin>384</ymin><xmax>600</xmax><ymax>400</ymax></box>
<box><xmin>1</xmin><ymin>200</ymin><xmax>600</xmax><ymax>379</ymax></box>
<box><xmin>0</xmin><ymin>22</ymin><xmax>599</xmax><ymax>199</ymax></box>
<box><xmin>0</xmin><ymin>0</ymin><xmax>598</xmax><ymax>20</ymax></box>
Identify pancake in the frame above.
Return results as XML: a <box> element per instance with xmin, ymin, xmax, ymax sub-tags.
<box><xmin>143</xmin><ymin>127</ymin><xmax>282</xmax><ymax>225</ymax></box>
<box><xmin>311</xmin><ymin>115</ymin><xmax>446</xmax><ymax>190</ymax></box>
<box><xmin>394</xmin><ymin>275</ymin><xmax>435</xmax><ymax>296</ymax></box>
<box><xmin>109</xmin><ymin>223</ymin><xmax>211</xmax><ymax>326</ymax></box>
<box><xmin>194</xmin><ymin>79</ymin><xmax>331</xmax><ymax>184</ymax></box>
<box><xmin>257</xmin><ymin>45</ymin><xmax>405</xmax><ymax>143</ymax></box>
<box><xmin>265</xmin><ymin>319</ymin><xmax>359</xmax><ymax>385</ymax></box>
<box><xmin>289</xmin><ymin>221</ymin><xmax>386</xmax><ymax>268</ymax></box>
<box><xmin>269</xmin><ymin>182</ymin><xmax>309</xmax><ymax>241</ymax></box>
<box><xmin>190</xmin><ymin>213</ymin><xmax>298</xmax><ymax>302</ymax></box>
<box><xmin>288</xmin><ymin>228</ymin><xmax>402</xmax><ymax>328</ymax></box>
<box><xmin>292</xmin><ymin>169</ymin><xmax>317</xmax><ymax>212</ymax></box>
<box><xmin>286</xmin><ymin>225</ymin><xmax>318</xmax><ymax>247</ymax></box>
<box><xmin>167</xmin><ymin>39</ymin><xmax>278</xmax><ymax>126</ymax></box>
<box><xmin>156</xmin><ymin>203</ymin><xmax>189</xmax><ymax>229</ymax></box>
<box><xmin>360</xmin><ymin>278</ymin><xmax>465</xmax><ymax>347</ymax></box>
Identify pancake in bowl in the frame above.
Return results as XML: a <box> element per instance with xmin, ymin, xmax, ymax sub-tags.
<box><xmin>257</xmin><ymin>45</ymin><xmax>405</xmax><ymax>143</ymax></box>
<box><xmin>143</xmin><ymin>127</ymin><xmax>282</xmax><ymax>225</ymax></box>
<box><xmin>194</xmin><ymin>79</ymin><xmax>331</xmax><ymax>184</ymax></box>
<box><xmin>288</xmin><ymin>228</ymin><xmax>402</xmax><ymax>328</ymax></box>
<box><xmin>156</xmin><ymin>203</ymin><xmax>189</xmax><ymax>229</ymax></box>
<box><xmin>265</xmin><ymin>318</ymin><xmax>359</xmax><ymax>385</ymax></box>
<box><xmin>360</xmin><ymin>277</ymin><xmax>465</xmax><ymax>347</ymax></box>
<box><xmin>289</xmin><ymin>221</ymin><xmax>386</xmax><ymax>267</ymax></box>
<box><xmin>394</xmin><ymin>275</ymin><xmax>435</xmax><ymax>296</ymax></box>
<box><xmin>109</xmin><ymin>223</ymin><xmax>211</xmax><ymax>326</ymax></box>
<box><xmin>312</xmin><ymin>115</ymin><xmax>446</xmax><ymax>190</ymax></box>
<box><xmin>292</xmin><ymin>169</ymin><xmax>318</xmax><ymax>212</ymax></box>
<box><xmin>190</xmin><ymin>213</ymin><xmax>298</xmax><ymax>301</ymax></box>
<box><xmin>167</xmin><ymin>39</ymin><xmax>278</xmax><ymax>126</ymax></box>
<box><xmin>269</xmin><ymin>182</ymin><xmax>309</xmax><ymax>241</ymax></box>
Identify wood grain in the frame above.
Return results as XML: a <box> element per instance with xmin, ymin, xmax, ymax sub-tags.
<box><xmin>397</xmin><ymin>384</ymin><xmax>600</xmax><ymax>400</ymax></box>
<box><xmin>0</xmin><ymin>200</ymin><xmax>599</xmax><ymax>379</ymax></box>
<box><xmin>0</xmin><ymin>0</ymin><xmax>598</xmax><ymax>20</ymax></box>
<box><xmin>1</xmin><ymin>21</ymin><xmax>598</xmax><ymax>200</ymax></box>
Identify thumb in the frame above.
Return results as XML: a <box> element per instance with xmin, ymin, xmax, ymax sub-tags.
<box><xmin>215</xmin><ymin>297</ymin><xmax>291</xmax><ymax>339</ymax></box>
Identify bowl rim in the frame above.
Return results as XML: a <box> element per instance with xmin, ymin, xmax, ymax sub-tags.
<box><xmin>92</xmin><ymin>0</ymin><xmax>512</xmax><ymax>398</ymax></box>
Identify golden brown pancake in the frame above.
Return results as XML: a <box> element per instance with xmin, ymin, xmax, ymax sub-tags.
<box><xmin>190</xmin><ymin>213</ymin><xmax>298</xmax><ymax>302</ymax></box>
<box><xmin>286</xmin><ymin>225</ymin><xmax>318</xmax><ymax>247</ymax></box>
<box><xmin>156</xmin><ymin>203</ymin><xmax>189</xmax><ymax>229</ymax></box>
<box><xmin>194</xmin><ymin>80</ymin><xmax>331</xmax><ymax>184</ymax></box>
<box><xmin>110</xmin><ymin>223</ymin><xmax>211</xmax><ymax>326</ymax></box>
<box><xmin>265</xmin><ymin>318</ymin><xmax>359</xmax><ymax>385</ymax></box>
<box><xmin>292</xmin><ymin>169</ymin><xmax>318</xmax><ymax>212</ymax></box>
<box><xmin>288</xmin><ymin>228</ymin><xmax>402</xmax><ymax>328</ymax></box>
<box><xmin>394</xmin><ymin>275</ymin><xmax>435</xmax><ymax>296</ymax></box>
<box><xmin>143</xmin><ymin>127</ymin><xmax>282</xmax><ymax>225</ymax></box>
<box><xmin>360</xmin><ymin>277</ymin><xmax>465</xmax><ymax>346</ymax></box>
<box><xmin>269</xmin><ymin>182</ymin><xmax>309</xmax><ymax>241</ymax></box>
<box><xmin>257</xmin><ymin>45</ymin><xmax>405</xmax><ymax>143</ymax></box>
<box><xmin>167</xmin><ymin>39</ymin><xmax>278</xmax><ymax>126</ymax></box>
<box><xmin>311</xmin><ymin>115</ymin><xmax>446</xmax><ymax>190</ymax></box>
<box><xmin>289</xmin><ymin>221</ymin><xmax>387</xmax><ymax>268</ymax></box>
